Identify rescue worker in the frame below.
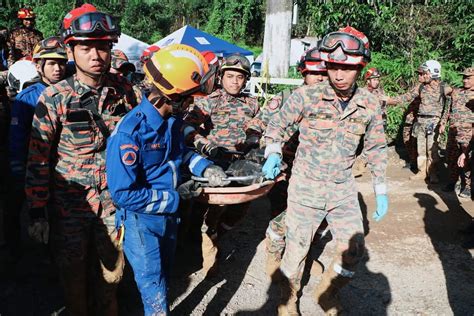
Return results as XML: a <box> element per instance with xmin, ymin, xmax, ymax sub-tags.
<box><xmin>255</xmin><ymin>46</ymin><xmax>329</xmax><ymax>277</ymax></box>
<box><xmin>25</xmin><ymin>4</ymin><xmax>138</xmax><ymax>314</ymax></box>
<box><xmin>455</xmin><ymin>67</ymin><xmax>474</xmax><ymax>199</ymax></box>
<box><xmin>107</xmin><ymin>44</ymin><xmax>226</xmax><ymax>315</ymax></box>
<box><xmin>385</xmin><ymin>60</ymin><xmax>452</xmax><ymax>183</ymax></box>
<box><xmin>262</xmin><ymin>26</ymin><xmax>388</xmax><ymax>315</ymax></box>
<box><xmin>184</xmin><ymin>54</ymin><xmax>264</xmax><ymax>277</ymax></box>
<box><xmin>7</xmin><ymin>8</ymin><xmax>43</xmax><ymax>67</ymax></box>
<box><xmin>401</xmin><ymin>99</ymin><xmax>420</xmax><ymax>170</ymax></box>
<box><xmin>135</xmin><ymin>45</ymin><xmax>160</xmax><ymax>97</ymax></box>
<box><xmin>6</xmin><ymin>37</ymin><xmax>67</xmax><ymax>258</ymax></box>
<box><xmin>110</xmin><ymin>49</ymin><xmax>136</xmax><ymax>79</ymax></box>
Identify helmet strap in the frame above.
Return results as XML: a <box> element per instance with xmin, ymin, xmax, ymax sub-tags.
<box><xmin>71</xmin><ymin>45</ymin><xmax>106</xmax><ymax>82</ymax></box>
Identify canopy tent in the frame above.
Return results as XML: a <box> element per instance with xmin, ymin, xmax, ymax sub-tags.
<box><xmin>114</xmin><ymin>33</ymin><xmax>149</xmax><ymax>63</ymax></box>
<box><xmin>153</xmin><ymin>25</ymin><xmax>253</xmax><ymax>59</ymax></box>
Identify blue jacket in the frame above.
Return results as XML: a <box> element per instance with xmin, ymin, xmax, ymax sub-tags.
<box><xmin>106</xmin><ymin>96</ymin><xmax>212</xmax><ymax>215</ymax></box>
<box><xmin>8</xmin><ymin>82</ymin><xmax>47</xmax><ymax>179</ymax></box>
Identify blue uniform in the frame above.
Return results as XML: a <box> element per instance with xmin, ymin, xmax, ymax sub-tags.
<box><xmin>8</xmin><ymin>81</ymin><xmax>46</xmax><ymax>181</ymax></box>
<box><xmin>106</xmin><ymin>96</ymin><xmax>212</xmax><ymax>315</ymax></box>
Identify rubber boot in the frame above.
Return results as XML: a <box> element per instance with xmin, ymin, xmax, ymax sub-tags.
<box><xmin>427</xmin><ymin>160</ymin><xmax>439</xmax><ymax>184</ymax></box>
<box><xmin>410</xmin><ymin>157</ymin><xmax>427</xmax><ymax>180</ymax></box>
<box><xmin>201</xmin><ymin>233</ymin><xmax>218</xmax><ymax>277</ymax></box>
<box><xmin>277</xmin><ymin>277</ymin><xmax>300</xmax><ymax>316</ymax></box>
<box><xmin>313</xmin><ymin>264</ymin><xmax>351</xmax><ymax>315</ymax></box>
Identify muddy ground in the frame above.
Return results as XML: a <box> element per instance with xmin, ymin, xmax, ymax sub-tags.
<box><xmin>1</xmin><ymin>146</ymin><xmax>473</xmax><ymax>315</ymax></box>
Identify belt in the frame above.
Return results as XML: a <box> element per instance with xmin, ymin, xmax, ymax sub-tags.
<box><xmin>418</xmin><ymin>114</ymin><xmax>438</xmax><ymax>118</ymax></box>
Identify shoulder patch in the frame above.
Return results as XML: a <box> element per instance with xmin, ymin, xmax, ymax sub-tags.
<box><xmin>121</xmin><ymin>150</ymin><xmax>137</xmax><ymax>166</ymax></box>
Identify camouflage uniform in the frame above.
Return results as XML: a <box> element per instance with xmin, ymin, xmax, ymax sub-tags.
<box><xmin>25</xmin><ymin>73</ymin><xmax>138</xmax><ymax>314</ymax></box>
<box><xmin>7</xmin><ymin>26</ymin><xmax>42</xmax><ymax>66</ymax></box>
<box><xmin>393</xmin><ymin>81</ymin><xmax>451</xmax><ymax>180</ymax></box>
<box><xmin>454</xmin><ymin>89</ymin><xmax>474</xmax><ymax>194</ymax></box>
<box><xmin>265</xmin><ymin>81</ymin><xmax>387</xmax><ymax>289</ymax></box>
<box><xmin>184</xmin><ymin>88</ymin><xmax>264</xmax><ymax>274</ymax></box>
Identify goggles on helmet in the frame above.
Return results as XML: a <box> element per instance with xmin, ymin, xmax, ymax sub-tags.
<box><xmin>63</xmin><ymin>12</ymin><xmax>120</xmax><ymax>38</ymax></box>
<box><xmin>222</xmin><ymin>55</ymin><xmax>251</xmax><ymax>73</ymax></box>
<box><xmin>320</xmin><ymin>32</ymin><xmax>370</xmax><ymax>58</ymax></box>
<box><xmin>33</xmin><ymin>37</ymin><xmax>67</xmax><ymax>59</ymax></box>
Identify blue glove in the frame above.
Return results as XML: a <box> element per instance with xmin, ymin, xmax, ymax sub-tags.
<box><xmin>262</xmin><ymin>153</ymin><xmax>282</xmax><ymax>180</ymax></box>
<box><xmin>373</xmin><ymin>194</ymin><xmax>388</xmax><ymax>222</ymax></box>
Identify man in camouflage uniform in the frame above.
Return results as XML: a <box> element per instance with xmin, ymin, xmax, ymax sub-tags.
<box><xmin>25</xmin><ymin>4</ymin><xmax>138</xmax><ymax>314</ymax></box>
<box><xmin>7</xmin><ymin>8</ymin><xmax>43</xmax><ymax>67</ymax></box>
<box><xmin>250</xmin><ymin>46</ymin><xmax>329</xmax><ymax>278</ymax></box>
<box><xmin>263</xmin><ymin>27</ymin><xmax>388</xmax><ymax>315</ymax></box>
<box><xmin>455</xmin><ymin>67</ymin><xmax>474</xmax><ymax>199</ymax></box>
<box><xmin>184</xmin><ymin>54</ymin><xmax>264</xmax><ymax>277</ymax></box>
<box><xmin>386</xmin><ymin>60</ymin><xmax>452</xmax><ymax>183</ymax></box>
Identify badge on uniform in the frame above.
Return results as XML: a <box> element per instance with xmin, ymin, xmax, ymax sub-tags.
<box><xmin>122</xmin><ymin>150</ymin><xmax>137</xmax><ymax>166</ymax></box>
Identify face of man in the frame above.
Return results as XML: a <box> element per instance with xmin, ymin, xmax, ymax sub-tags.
<box><xmin>304</xmin><ymin>72</ymin><xmax>328</xmax><ymax>86</ymax></box>
<box><xmin>37</xmin><ymin>59</ymin><xmax>67</xmax><ymax>85</ymax></box>
<box><xmin>367</xmin><ymin>77</ymin><xmax>380</xmax><ymax>90</ymax></box>
<box><xmin>463</xmin><ymin>75</ymin><xmax>474</xmax><ymax>90</ymax></box>
<box><xmin>221</xmin><ymin>70</ymin><xmax>246</xmax><ymax>96</ymax></box>
<box><xmin>22</xmin><ymin>18</ymin><xmax>34</xmax><ymax>29</ymax></box>
<box><xmin>418</xmin><ymin>71</ymin><xmax>431</xmax><ymax>84</ymax></box>
<box><xmin>69</xmin><ymin>40</ymin><xmax>111</xmax><ymax>79</ymax></box>
<box><xmin>326</xmin><ymin>63</ymin><xmax>361</xmax><ymax>92</ymax></box>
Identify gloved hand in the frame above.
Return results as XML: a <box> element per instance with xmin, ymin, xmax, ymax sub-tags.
<box><xmin>28</xmin><ymin>218</ymin><xmax>49</xmax><ymax>244</ymax></box>
<box><xmin>372</xmin><ymin>194</ymin><xmax>388</xmax><ymax>222</ymax></box>
<box><xmin>177</xmin><ymin>180</ymin><xmax>202</xmax><ymax>200</ymax></box>
<box><xmin>262</xmin><ymin>153</ymin><xmax>282</xmax><ymax>180</ymax></box>
<box><xmin>196</xmin><ymin>142</ymin><xmax>227</xmax><ymax>159</ymax></box>
<box><xmin>203</xmin><ymin>165</ymin><xmax>230</xmax><ymax>187</ymax></box>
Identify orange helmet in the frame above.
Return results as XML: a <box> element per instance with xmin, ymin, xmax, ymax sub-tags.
<box><xmin>364</xmin><ymin>67</ymin><xmax>381</xmax><ymax>80</ymax></box>
<box><xmin>61</xmin><ymin>4</ymin><xmax>120</xmax><ymax>45</ymax></box>
<box><xmin>297</xmin><ymin>46</ymin><xmax>327</xmax><ymax>75</ymax></box>
<box><xmin>140</xmin><ymin>45</ymin><xmax>160</xmax><ymax>64</ymax></box>
<box><xmin>143</xmin><ymin>44</ymin><xmax>217</xmax><ymax>98</ymax></box>
<box><xmin>18</xmin><ymin>8</ymin><xmax>35</xmax><ymax>19</ymax></box>
<box><xmin>201</xmin><ymin>51</ymin><xmax>219</xmax><ymax>66</ymax></box>
<box><xmin>320</xmin><ymin>26</ymin><xmax>371</xmax><ymax>67</ymax></box>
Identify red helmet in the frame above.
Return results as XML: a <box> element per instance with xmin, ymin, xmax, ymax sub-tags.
<box><xmin>18</xmin><ymin>8</ymin><xmax>35</xmax><ymax>19</ymax></box>
<box><xmin>201</xmin><ymin>51</ymin><xmax>219</xmax><ymax>66</ymax></box>
<box><xmin>364</xmin><ymin>67</ymin><xmax>381</xmax><ymax>80</ymax></box>
<box><xmin>297</xmin><ymin>46</ymin><xmax>327</xmax><ymax>75</ymax></box>
<box><xmin>320</xmin><ymin>26</ymin><xmax>371</xmax><ymax>67</ymax></box>
<box><xmin>61</xmin><ymin>4</ymin><xmax>120</xmax><ymax>45</ymax></box>
<box><xmin>140</xmin><ymin>45</ymin><xmax>160</xmax><ymax>64</ymax></box>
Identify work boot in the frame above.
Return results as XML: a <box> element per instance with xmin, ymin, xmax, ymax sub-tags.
<box><xmin>410</xmin><ymin>158</ymin><xmax>427</xmax><ymax>180</ymax></box>
<box><xmin>277</xmin><ymin>277</ymin><xmax>300</xmax><ymax>316</ymax></box>
<box><xmin>201</xmin><ymin>233</ymin><xmax>218</xmax><ymax>278</ymax></box>
<box><xmin>313</xmin><ymin>264</ymin><xmax>351</xmax><ymax>315</ymax></box>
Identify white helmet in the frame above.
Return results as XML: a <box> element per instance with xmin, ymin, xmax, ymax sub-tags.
<box><xmin>419</xmin><ymin>60</ymin><xmax>441</xmax><ymax>79</ymax></box>
<box><xmin>7</xmin><ymin>60</ymin><xmax>39</xmax><ymax>92</ymax></box>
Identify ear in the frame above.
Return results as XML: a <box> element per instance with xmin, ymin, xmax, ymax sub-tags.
<box><xmin>35</xmin><ymin>62</ymin><xmax>42</xmax><ymax>74</ymax></box>
<box><xmin>66</xmin><ymin>46</ymin><xmax>74</xmax><ymax>61</ymax></box>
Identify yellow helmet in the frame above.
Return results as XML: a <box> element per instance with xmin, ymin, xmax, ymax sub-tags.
<box><xmin>143</xmin><ymin>44</ymin><xmax>217</xmax><ymax>98</ymax></box>
<box><xmin>33</xmin><ymin>36</ymin><xmax>67</xmax><ymax>61</ymax></box>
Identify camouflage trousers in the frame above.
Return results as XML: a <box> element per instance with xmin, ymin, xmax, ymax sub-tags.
<box><xmin>403</xmin><ymin>123</ymin><xmax>417</xmax><ymax>164</ymax></box>
<box><xmin>280</xmin><ymin>179</ymin><xmax>364</xmax><ymax>289</ymax></box>
<box><xmin>50</xmin><ymin>213</ymin><xmax>124</xmax><ymax>316</ymax></box>
<box><xmin>412</xmin><ymin>121</ymin><xmax>440</xmax><ymax>164</ymax></box>
<box><xmin>446</xmin><ymin>128</ymin><xmax>462</xmax><ymax>183</ymax></box>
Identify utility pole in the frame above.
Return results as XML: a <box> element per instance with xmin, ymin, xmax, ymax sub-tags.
<box><xmin>262</xmin><ymin>0</ymin><xmax>292</xmax><ymax>78</ymax></box>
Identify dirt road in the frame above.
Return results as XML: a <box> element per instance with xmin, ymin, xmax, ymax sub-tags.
<box><xmin>1</xmin><ymin>147</ymin><xmax>473</xmax><ymax>315</ymax></box>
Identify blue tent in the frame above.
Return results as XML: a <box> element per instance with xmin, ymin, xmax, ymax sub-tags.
<box><xmin>153</xmin><ymin>25</ymin><xmax>253</xmax><ymax>57</ymax></box>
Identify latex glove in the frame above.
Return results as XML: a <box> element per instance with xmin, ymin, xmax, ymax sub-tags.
<box><xmin>203</xmin><ymin>165</ymin><xmax>230</xmax><ymax>187</ymax></box>
<box><xmin>177</xmin><ymin>180</ymin><xmax>202</xmax><ymax>200</ymax></box>
<box><xmin>262</xmin><ymin>153</ymin><xmax>282</xmax><ymax>180</ymax></box>
<box><xmin>372</xmin><ymin>195</ymin><xmax>388</xmax><ymax>222</ymax></box>
<box><xmin>28</xmin><ymin>218</ymin><xmax>49</xmax><ymax>244</ymax></box>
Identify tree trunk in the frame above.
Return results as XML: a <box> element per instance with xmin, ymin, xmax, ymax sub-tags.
<box><xmin>262</xmin><ymin>0</ymin><xmax>292</xmax><ymax>78</ymax></box>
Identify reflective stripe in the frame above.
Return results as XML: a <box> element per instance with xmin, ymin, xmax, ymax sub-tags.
<box><xmin>189</xmin><ymin>155</ymin><xmax>204</xmax><ymax>171</ymax></box>
<box><xmin>145</xmin><ymin>189</ymin><xmax>158</xmax><ymax>213</ymax></box>
<box><xmin>183</xmin><ymin>125</ymin><xmax>196</xmax><ymax>138</ymax></box>
<box><xmin>333</xmin><ymin>263</ymin><xmax>355</xmax><ymax>278</ymax></box>
<box><xmin>168</xmin><ymin>161</ymin><xmax>177</xmax><ymax>188</ymax></box>
<box><xmin>266</xmin><ymin>226</ymin><xmax>284</xmax><ymax>241</ymax></box>
<box><xmin>157</xmin><ymin>191</ymin><xmax>169</xmax><ymax>213</ymax></box>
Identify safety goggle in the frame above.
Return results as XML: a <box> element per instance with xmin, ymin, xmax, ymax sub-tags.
<box><xmin>320</xmin><ymin>32</ymin><xmax>368</xmax><ymax>57</ymax></box>
<box><xmin>223</xmin><ymin>55</ymin><xmax>250</xmax><ymax>71</ymax></box>
<box><xmin>67</xmin><ymin>12</ymin><xmax>120</xmax><ymax>36</ymax></box>
<box><xmin>305</xmin><ymin>48</ymin><xmax>322</xmax><ymax>62</ymax></box>
<box><xmin>39</xmin><ymin>36</ymin><xmax>65</xmax><ymax>50</ymax></box>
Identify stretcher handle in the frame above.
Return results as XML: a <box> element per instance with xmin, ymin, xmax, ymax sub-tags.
<box><xmin>191</xmin><ymin>174</ymin><xmax>260</xmax><ymax>182</ymax></box>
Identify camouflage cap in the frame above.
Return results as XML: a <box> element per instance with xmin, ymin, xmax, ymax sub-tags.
<box><xmin>111</xmin><ymin>49</ymin><xmax>135</xmax><ymax>72</ymax></box>
<box><xmin>461</xmin><ymin>67</ymin><xmax>474</xmax><ymax>77</ymax></box>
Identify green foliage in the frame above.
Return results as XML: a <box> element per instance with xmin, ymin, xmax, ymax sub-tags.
<box><xmin>385</xmin><ymin>105</ymin><xmax>406</xmax><ymax>142</ymax></box>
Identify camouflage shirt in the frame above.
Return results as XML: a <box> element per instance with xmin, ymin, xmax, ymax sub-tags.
<box><xmin>184</xmin><ymin>88</ymin><xmax>264</xmax><ymax>150</ymax></box>
<box><xmin>393</xmin><ymin>81</ymin><xmax>451</xmax><ymax>126</ymax></box>
<box><xmin>368</xmin><ymin>86</ymin><xmax>387</xmax><ymax>117</ymax></box>
<box><xmin>454</xmin><ymin>88</ymin><xmax>474</xmax><ymax>150</ymax></box>
<box><xmin>265</xmin><ymin>81</ymin><xmax>387</xmax><ymax>194</ymax></box>
<box><xmin>25</xmin><ymin>73</ymin><xmax>139</xmax><ymax>218</ymax></box>
<box><xmin>7</xmin><ymin>26</ymin><xmax>42</xmax><ymax>66</ymax></box>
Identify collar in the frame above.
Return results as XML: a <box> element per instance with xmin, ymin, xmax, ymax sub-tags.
<box><xmin>140</xmin><ymin>96</ymin><xmax>166</xmax><ymax>130</ymax></box>
<box><xmin>217</xmin><ymin>88</ymin><xmax>248</xmax><ymax>102</ymax></box>
<box><xmin>72</xmin><ymin>74</ymin><xmax>118</xmax><ymax>97</ymax></box>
